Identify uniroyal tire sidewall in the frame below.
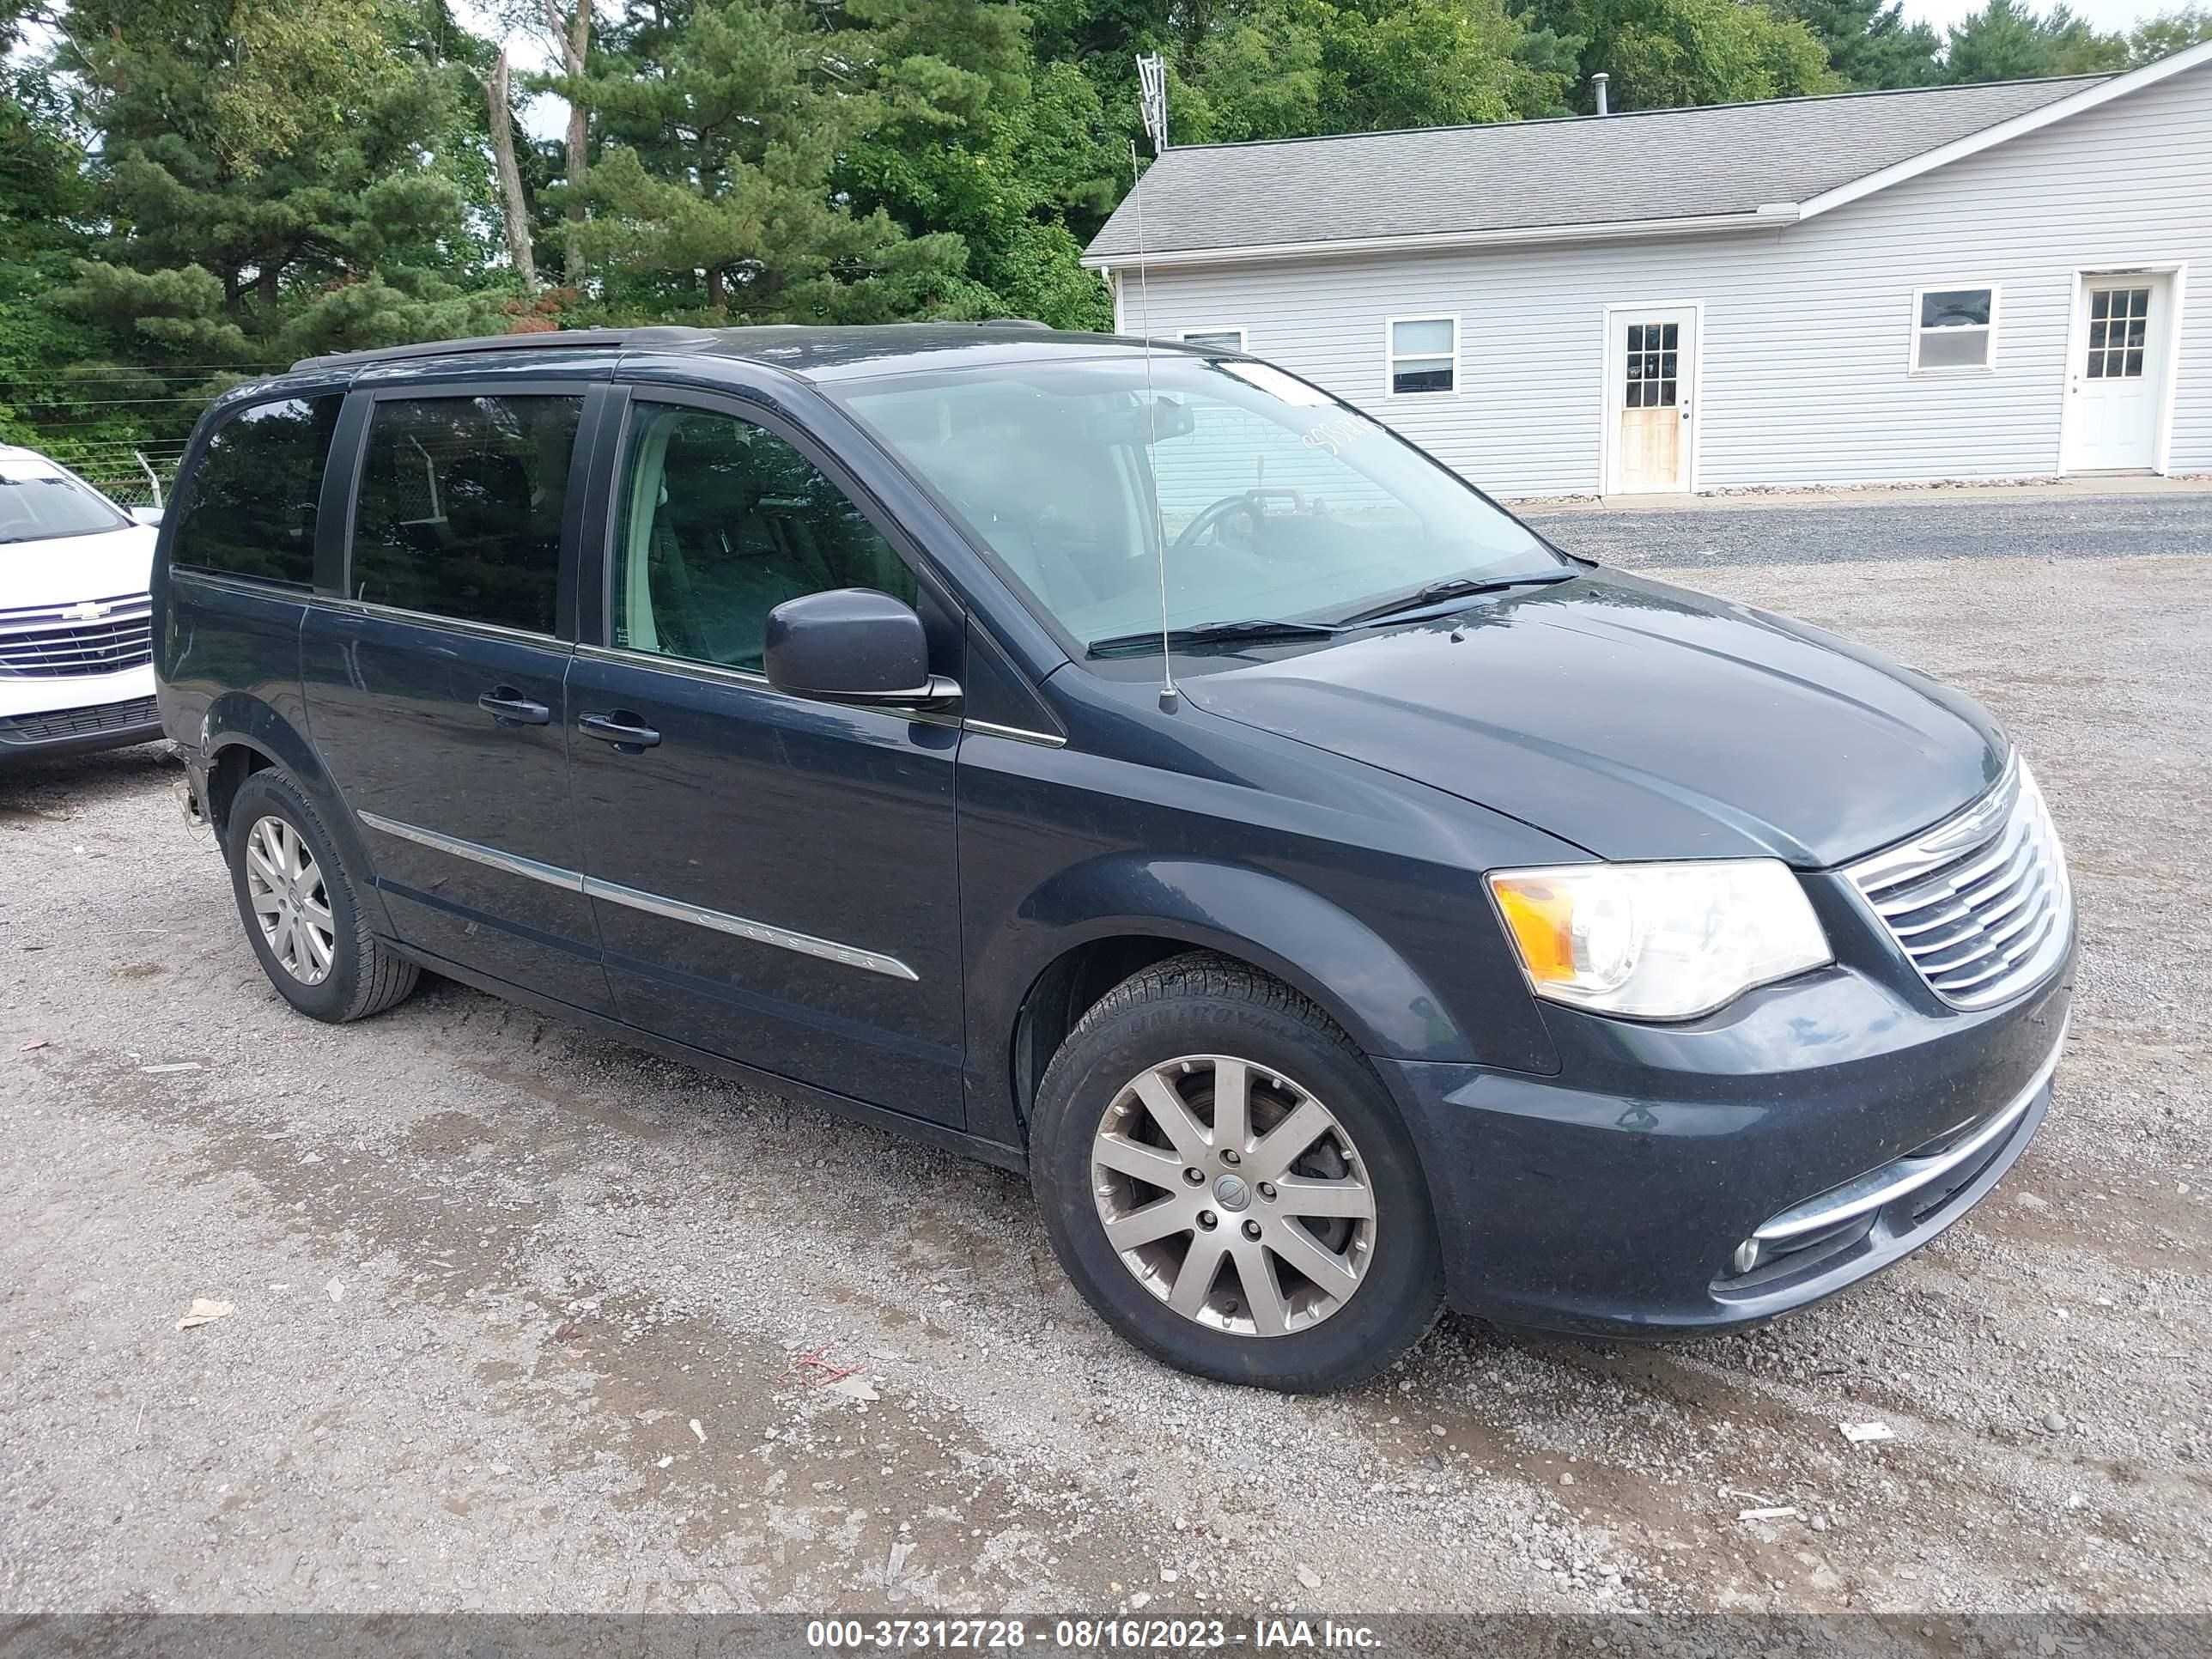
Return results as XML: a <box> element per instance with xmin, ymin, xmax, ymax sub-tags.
<box><xmin>226</xmin><ymin>775</ymin><xmax>365</xmax><ymax>1023</ymax></box>
<box><xmin>1034</xmin><ymin>987</ymin><xmax>1442</xmax><ymax>1391</ymax></box>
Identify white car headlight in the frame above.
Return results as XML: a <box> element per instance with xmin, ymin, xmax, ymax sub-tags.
<box><xmin>1486</xmin><ymin>859</ymin><xmax>1832</xmax><ymax>1020</ymax></box>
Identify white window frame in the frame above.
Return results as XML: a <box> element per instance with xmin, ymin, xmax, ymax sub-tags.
<box><xmin>1385</xmin><ymin>313</ymin><xmax>1460</xmax><ymax>398</ymax></box>
<box><xmin>1909</xmin><ymin>283</ymin><xmax>2001</xmax><ymax>376</ymax></box>
<box><xmin>1178</xmin><ymin>325</ymin><xmax>1247</xmax><ymax>353</ymax></box>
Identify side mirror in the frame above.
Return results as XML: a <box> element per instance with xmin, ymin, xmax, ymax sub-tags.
<box><xmin>128</xmin><ymin>506</ymin><xmax>163</xmax><ymax>526</ymax></box>
<box><xmin>764</xmin><ymin>587</ymin><xmax>961</xmax><ymax>711</ymax></box>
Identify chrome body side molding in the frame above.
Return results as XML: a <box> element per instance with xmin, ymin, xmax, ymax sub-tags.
<box><xmin>356</xmin><ymin>811</ymin><xmax>918</xmax><ymax>981</ymax></box>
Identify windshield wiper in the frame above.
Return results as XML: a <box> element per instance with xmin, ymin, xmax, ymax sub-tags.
<box><xmin>1086</xmin><ymin>618</ymin><xmax>1343</xmax><ymax>659</ymax></box>
<box><xmin>1334</xmin><ymin>569</ymin><xmax>1577</xmax><ymax>628</ymax></box>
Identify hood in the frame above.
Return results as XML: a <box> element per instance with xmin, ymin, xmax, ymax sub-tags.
<box><xmin>1182</xmin><ymin>569</ymin><xmax>2005</xmax><ymax>868</ymax></box>
<box><xmin>1</xmin><ymin>524</ymin><xmax>156</xmax><ymax>611</ymax></box>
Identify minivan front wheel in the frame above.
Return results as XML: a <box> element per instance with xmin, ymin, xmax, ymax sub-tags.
<box><xmin>225</xmin><ymin>769</ymin><xmax>419</xmax><ymax>1024</ymax></box>
<box><xmin>1031</xmin><ymin>952</ymin><xmax>1443</xmax><ymax>1391</ymax></box>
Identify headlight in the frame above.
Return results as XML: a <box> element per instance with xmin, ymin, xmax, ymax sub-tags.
<box><xmin>1487</xmin><ymin>860</ymin><xmax>1832</xmax><ymax>1020</ymax></box>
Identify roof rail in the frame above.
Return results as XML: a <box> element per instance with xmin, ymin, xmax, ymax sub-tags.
<box><xmin>290</xmin><ymin>325</ymin><xmax>720</xmax><ymax>374</ymax></box>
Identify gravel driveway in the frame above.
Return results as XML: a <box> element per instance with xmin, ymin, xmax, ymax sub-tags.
<box><xmin>3</xmin><ymin>503</ymin><xmax>2208</xmax><ymax>1622</ymax></box>
<box><xmin>1522</xmin><ymin>486</ymin><xmax>2212</xmax><ymax>571</ymax></box>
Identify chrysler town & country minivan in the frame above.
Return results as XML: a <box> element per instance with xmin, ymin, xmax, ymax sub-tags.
<box><xmin>153</xmin><ymin>325</ymin><xmax>2074</xmax><ymax>1391</ymax></box>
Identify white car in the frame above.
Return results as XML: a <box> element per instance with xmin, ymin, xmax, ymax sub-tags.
<box><xmin>0</xmin><ymin>444</ymin><xmax>162</xmax><ymax>762</ymax></box>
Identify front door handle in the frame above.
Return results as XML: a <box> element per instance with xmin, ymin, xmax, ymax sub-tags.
<box><xmin>579</xmin><ymin>711</ymin><xmax>661</xmax><ymax>750</ymax></box>
<box><xmin>478</xmin><ymin>687</ymin><xmax>551</xmax><ymax>726</ymax></box>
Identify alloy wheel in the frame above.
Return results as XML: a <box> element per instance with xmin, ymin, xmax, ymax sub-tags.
<box><xmin>242</xmin><ymin>815</ymin><xmax>337</xmax><ymax>987</ymax></box>
<box><xmin>1091</xmin><ymin>1054</ymin><xmax>1377</xmax><ymax>1337</ymax></box>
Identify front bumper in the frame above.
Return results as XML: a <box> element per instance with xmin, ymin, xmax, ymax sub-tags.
<box><xmin>0</xmin><ymin>694</ymin><xmax>163</xmax><ymax>760</ymax></box>
<box><xmin>1379</xmin><ymin>937</ymin><xmax>2074</xmax><ymax>1340</ymax></box>
<box><xmin>0</xmin><ymin>663</ymin><xmax>161</xmax><ymax>762</ymax></box>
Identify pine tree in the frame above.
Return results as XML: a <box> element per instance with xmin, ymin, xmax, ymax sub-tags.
<box><xmin>1774</xmin><ymin>0</ymin><xmax>1941</xmax><ymax>88</ymax></box>
<box><xmin>578</xmin><ymin>0</ymin><xmax>968</xmax><ymax>322</ymax></box>
<box><xmin>58</xmin><ymin>0</ymin><xmax>512</xmax><ymax>365</ymax></box>
<box><xmin>1942</xmin><ymin>0</ymin><xmax>2127</xmax><ymax>82</ymax></box>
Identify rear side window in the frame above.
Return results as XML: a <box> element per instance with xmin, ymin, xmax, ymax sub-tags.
<box><xmin>171</xmin><ymin>396</ymin><xmax>342</xmax><ymax>586</ymax></box>
<box><xmin>349</xmin><ymin>395</ymin><xmax>582</xmax><ymax>635</ymax></box>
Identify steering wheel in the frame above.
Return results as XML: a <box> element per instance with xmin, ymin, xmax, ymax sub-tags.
<box><xmin>1172</xmin><ymin>493</ymin><xmax>1259</xmax><ymax>551</ymax></box>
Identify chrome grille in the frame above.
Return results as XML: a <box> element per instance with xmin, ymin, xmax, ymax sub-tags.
<box><xmin>1845</xmin><ymin>756</ymin><xmax>2072</xmax><ymax>1010</ymax></box>
<box><xmin>0</xmin><ymin>592</ymin><xmax>154</xmax><ymax>678</ymax></box>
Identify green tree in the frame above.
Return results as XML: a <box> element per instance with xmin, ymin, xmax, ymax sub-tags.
<box><xmin>1176</xmin><ymin>0</ymin><xmax>1569</xmax><ymax>139</ymax></box>
<box><xmin>1941</xmin><ymin>0</ymin><xmax>2125</xmax><ymax>81</ymax></box>
<box><xmin>57</xmin><ymin>0</ymin><xmax>513</xmax><ymax>365</ymax></box>
<box><xmin>1775</xmin><ymin>0</ymin><xmax>1940</xmax><ymax>88</ymax></box>
<box><xmin>1533</xmin><ymin>0</ymin><xmax>1835</xmax><ymax>110</ymax></box>
<box><xmin>0</xmin><ymin>3</ymin><xmax>114</xmax><ymax>464</ymax></box>
<box><xmin>2126</xmin><ymin>2</ymin><xmax>2212</xmax><ymax>64</ymax></box>
<box><xmin>576</xmin><ymin>0</ymin><xmax>969</xmax><ymax>322</ymax></box>
<box><xmin>831</xmin><ymin>0</ymin><xmax>1119</xmax><ymax>323</ymax></box>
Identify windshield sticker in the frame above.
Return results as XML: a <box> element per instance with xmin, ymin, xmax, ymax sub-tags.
<box><xmin>1300</xmin><ymin>416</ymin><xmax>1372</xmax><ymax>456</ymax></box>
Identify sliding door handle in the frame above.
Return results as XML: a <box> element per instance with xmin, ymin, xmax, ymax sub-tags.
<box><xmin>579</xmin><ymin>711</ymin><xmax>661</xmax><ymax>750</ymax></box>
<box><xmin>478</xmin><ymin>688</ymin><xmax>551</xmax><ymax>726</ymax></box>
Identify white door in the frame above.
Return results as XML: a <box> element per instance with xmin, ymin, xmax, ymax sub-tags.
<box><xmin>1606</xmin><ymin>307</ymin><xmax>1697</xmax><ymax>494</ymax></box>
<box><xmin>2063</xmin><ymin>275</ymin><xmax>2171</xmax><ymax>473</ymax></box>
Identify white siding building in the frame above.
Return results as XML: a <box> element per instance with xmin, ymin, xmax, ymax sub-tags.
<box><xmin>1082</xmin><ymin>46</ymin><xmax>2212</xmax><ymax>498</ymax></box>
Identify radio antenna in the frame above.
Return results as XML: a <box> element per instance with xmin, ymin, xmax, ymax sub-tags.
<box><xmin>1131</xmin><ymin>53</ymin><xmax>1177</xmax><ymax>712</ymax></box>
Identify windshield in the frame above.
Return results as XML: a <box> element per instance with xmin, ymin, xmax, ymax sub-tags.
<box><xmin>0</xmin><ymin>463</ymin><xmax>130</xmax><ymax>544</ymax></box>
<box><xmin>833</xmin><ymin>355</ymin><xmax>1560</xmax><ymax>651</ymax></box>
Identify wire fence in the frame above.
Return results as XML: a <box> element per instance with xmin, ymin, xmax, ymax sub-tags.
<box><xmin>71</xmin><ymin>447</ymin><xmax>186</xmax><ymax>510</ymax></box>
<box><xmin>3</xmin><ymin>365</ymin><xmax>252</xmax><ymax>510</ymax></box>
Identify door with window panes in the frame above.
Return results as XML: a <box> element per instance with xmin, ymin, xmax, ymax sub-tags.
<box><xmin>567</xmin><ymin>395</ymin><xmax>967</xmax><ymax>1126</ymax></box>
<box><xmin>2063</xmin><ymin>275</ymin><xmax>2171</xmax><ymax>473</ymax></box>
<box><xmin>1607</xmin><ymin>308</ymin><xmax>1696</xmax><ymax>494</ymax></box>
<box><xmin>299</xmin><ymin>386</ymin><xmax>612</xmax><ymax>1012</ymax></box>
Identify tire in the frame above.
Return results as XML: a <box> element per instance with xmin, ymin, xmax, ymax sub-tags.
<box><xmin>1031</xmin><ymin>951</ymin><xmax>1443</xmax><ymax>1392</ymax></box>
<box><xmin>225</xmin><ymin>768</ymin><xmax>419</xmax><ymax>1024</ymax></box>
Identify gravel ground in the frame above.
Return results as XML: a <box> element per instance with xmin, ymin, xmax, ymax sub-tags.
<box><xmin>3</xmin><ymin>507</ymin><xmax>2208</xmax><ymax>1620</ymax></box>
<box><xmin>1522</xmin><ymin>486</ymin><xmax>2212</xmax><ymax>571</ymax></box>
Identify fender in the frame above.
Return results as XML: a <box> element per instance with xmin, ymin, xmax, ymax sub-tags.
<box><xmin>974</xmin><ymin>853</ymin><xmax>1483</xmax><ymax>1097</ymax></box>
<box><xmin>202</xmin><ymin>691</ymin><xmax>398</xmax><ymax>938</ymax></box>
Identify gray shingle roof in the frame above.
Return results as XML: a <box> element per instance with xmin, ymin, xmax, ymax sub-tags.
<box><xmin>1085</xmin><ymin>76</ymin><xmax>2103</xmax><ymax>260</ymax></box>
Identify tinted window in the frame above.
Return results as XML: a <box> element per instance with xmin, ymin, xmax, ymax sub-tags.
<box><xmin>171</xmin><ymin>397</ymin><xmax>341</xmax><ymax>585</ymax></box>
<box><xmin>0</xmin><ymin>463</ymin><xmax>129</xmax><ymax>544</ymax></box>
<box><xmin>349</xmin><ymin>395</ymin><xmax>580</xmax><ymax>634</ymax></box>
<box><xmin>612</xmin><ymin>403</ymin><xmax>914</xmax><ymax>672</ymax></box>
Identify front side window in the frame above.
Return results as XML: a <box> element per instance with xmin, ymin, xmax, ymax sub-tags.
<box><xmin>0</xmin><ymin>462</ymin><xmax>129</xmax><ymax>547</ymax></box>
<box><xmin>612</xmin><ymin>403</ymin><xmax>915</xmax><ymax>673</ymax></box>
<box><xmin>833</xmin><ymin>354</ymin><xmax>1557</xmax><ymax>653</ymax></box>
<box><xmin>1912</xmin><ymin>287</ymin><xmax>1996</xmax><ymax>372</ymax></box>
<box><xmin>1389</xmin><ymin>317</ymin><xmax>1456</xmax><ymax>395</ymax></box>
<box><xmin>349</xmin><ymin>395</ymin><xmax>581</xmax><ymax>634</ymax></box>
<box><xmin>170</xmin><ymin>396</ymin><xmax>342</xmax><ymax>584</ymax></box>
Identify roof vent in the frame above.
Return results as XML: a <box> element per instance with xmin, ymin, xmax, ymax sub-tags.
<box><xmin>1592</xmin><ymin>72</ymin><xmax>1610</xmax><ymax>116</ymax></box>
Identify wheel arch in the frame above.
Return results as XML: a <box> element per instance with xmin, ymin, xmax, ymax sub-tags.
<box><xmin>983</xmin><ymin>854</ymin><xmax>1479</xmax><ymax>1146</ymax></box>
<box><xmin>200</xmin><ymin>692</ymin><xmax>395</xmax><ymax>936</ymax></box>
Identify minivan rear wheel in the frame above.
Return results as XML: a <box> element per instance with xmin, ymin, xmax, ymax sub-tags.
<box><xmin>1030</xmin><ymin>951</ymin><xmax>1443</xmax><ymax>1391</ymax></box>
<box><xmin>225</xmin><ymin>769</ymin><xmax>419</xmax><ymax>1024</ymax></box>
